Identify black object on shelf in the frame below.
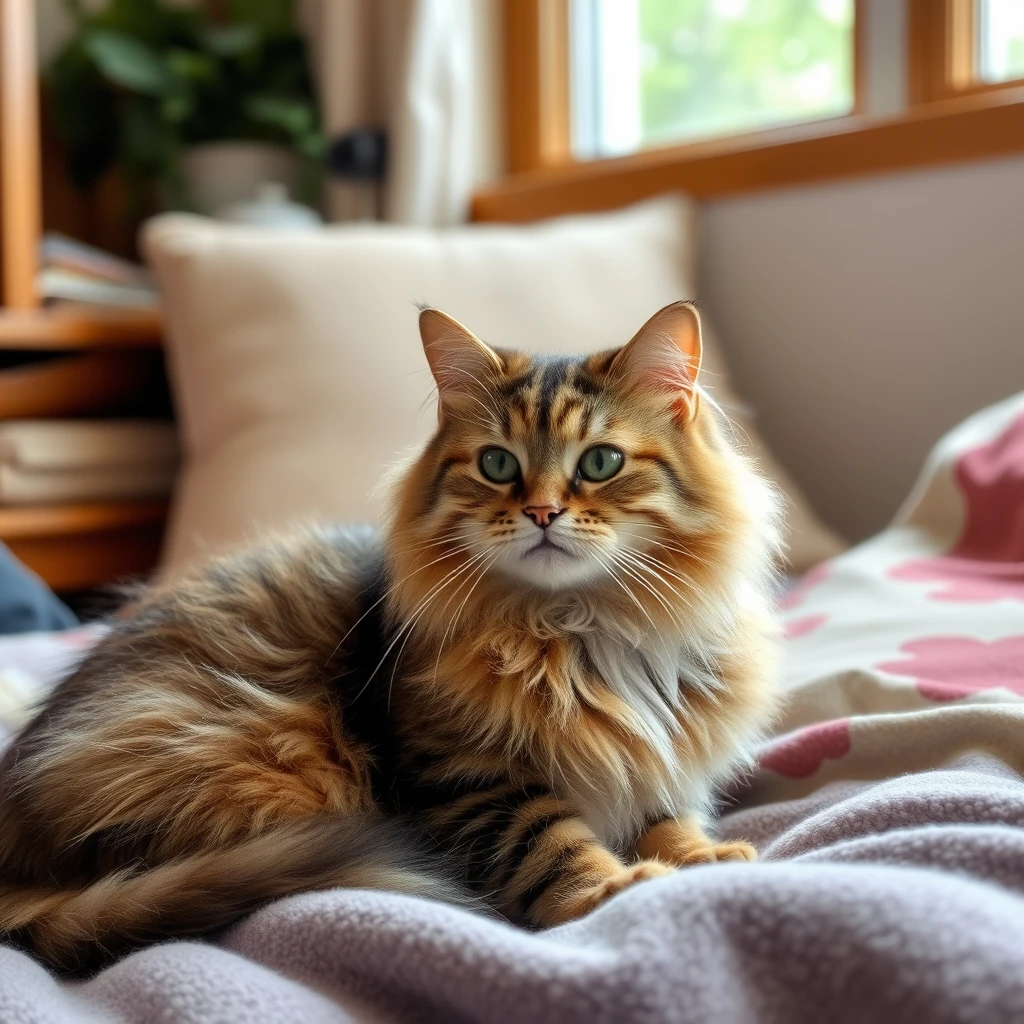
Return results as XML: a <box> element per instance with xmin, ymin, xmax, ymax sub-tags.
<box><xmin>328</xmin><ymin>128</ymin><xmax>388</xmax><ymax>181</ymax></box>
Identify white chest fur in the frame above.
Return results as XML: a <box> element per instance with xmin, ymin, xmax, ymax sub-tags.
<box><xmin>554</xmin><ymin>628</ymin><xmax>726</xmax><ymax>848</ymax></box>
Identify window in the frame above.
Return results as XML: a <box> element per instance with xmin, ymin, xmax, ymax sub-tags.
<box><xmin>491</xmin><ymin>0</ymin><xmax>1024</xmax><ymax>216</ymax></box>
<box><xmin>571</xmin><ymin>0</ymin><xmax>855</xmax><ymax>159</ymax></box>
<box><xmin>977</xmin><ymin>0</ymin><xmax>1024</xmax><ymax>84</ymax></box>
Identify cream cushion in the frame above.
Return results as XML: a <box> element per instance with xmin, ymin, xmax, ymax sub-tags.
<box><xmin>144</xmin><ymin>196</ymin><xmax>845</xmax><ymax>576</ymax></box>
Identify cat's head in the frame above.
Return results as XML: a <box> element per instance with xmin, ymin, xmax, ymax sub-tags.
<box><xmin>387</xmin><ymin>302</ymin><xmax>780</xmax><ymax>625</ymax></box>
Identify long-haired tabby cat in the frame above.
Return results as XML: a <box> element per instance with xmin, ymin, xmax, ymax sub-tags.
<box><xmin>0</xmin><ymin>301</ymin><xmax>781</xmax><ymax>970</ymax></box>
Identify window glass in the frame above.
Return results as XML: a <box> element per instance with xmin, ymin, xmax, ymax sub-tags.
<box><xmin>977</xmin><ymin>0</ymin><xmax>1024</xmax><ymax>84</ymax></box>
<box><xmin>571</xmin><ymin>0</ymin><xmax>855</xmax><ymax>159</ymax></box>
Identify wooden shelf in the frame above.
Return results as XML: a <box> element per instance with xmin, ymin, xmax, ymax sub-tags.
<box><xmin>0</xmin><ymin>307</ymin><xmax>163</xmax><ymax>349</ymax></box>
<box><xmin>0</xmin><ymin>500</ymin><xmax>168</xmax><ymax>539</ymax></box>
<box><xmin>0</xmin><ymin>4</ymin><xmax>169</xmax><ymax>592</ymax></box>
<box><xmin>0</xmin><ymin>500</ymin><xmax>168</xmax><ymax>590</ymax></box>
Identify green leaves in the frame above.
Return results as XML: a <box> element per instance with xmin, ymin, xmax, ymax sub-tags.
<box><xmin>83</xmin><ymin>29</ymin><xmax>173</xmax><ymax>95</ymax></box>
<box><xmin>227</xmin><ymin>0</ymin><xmax>296</xmax><ymax>39</ymax></box>
<box><xmin>246</xmin><ymin>95</ymin><xmax>314</xmax><ymax>136</ymax></box>
<box><xmin>201</xmin><ymin>24</ymin><xmax>260</xmax><ymax>58</ymax></box>
<box><xmin>47</xmin><ymin>0</ymin><xmax>324</xmax><ymax>210</ymax></box>
<box><xmin>166</xmin><ymin>49</ymin><xmax>218</xmax><ymax>83</ymax></box>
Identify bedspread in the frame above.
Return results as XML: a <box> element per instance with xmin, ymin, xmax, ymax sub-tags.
<box><xmin>1</xmin><ymin>393</ymin><xmax>1023</xmax><ymax>1023</ymax></box>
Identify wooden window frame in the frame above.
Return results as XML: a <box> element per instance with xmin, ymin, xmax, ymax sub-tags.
<box><xmin>481</xmin><ymin>0</ymin><xmax>1024</xmax><ymax>222</ymax></box>
<box><xmin>502</xmin><ymin>0</ymin><xmax>867</xmax><ymax>176</ymax></box>
<box><xmin>504</xmin><ymin>0</ymin><xmax>572</xmax><ymax>174</ymax></box>
<box><xmin>910</xmin><ymin>0</ymin><xmax>1024</xmax><ymax>104</ymax></box>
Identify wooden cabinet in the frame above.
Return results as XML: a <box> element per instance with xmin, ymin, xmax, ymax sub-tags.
<box><xmin>0</xmin><ymin>0</ymin><xmax>167</xmax><ymax>590</ymax></box>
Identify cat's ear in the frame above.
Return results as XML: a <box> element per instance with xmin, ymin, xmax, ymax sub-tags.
<box><xmin>419</xmin><ymin>308</ymin><xmax>503</xmax><ymax>417</ymax></box>
<box><xmin>607</xmin><ymin>301</ymin><xmax>703</xmax><ymax>423</ymax></box>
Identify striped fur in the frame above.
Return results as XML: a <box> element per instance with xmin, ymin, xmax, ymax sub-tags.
<box><xmin>0</xmin><ymin>302</ymin><xmax>782</xmax><ymax>969</ymax></box>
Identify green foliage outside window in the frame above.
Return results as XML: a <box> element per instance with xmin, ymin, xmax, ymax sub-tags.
<box><xmin>638</xmin><ymin>0</ymin><xmax>853</xmax><ymax>146</ymax></box>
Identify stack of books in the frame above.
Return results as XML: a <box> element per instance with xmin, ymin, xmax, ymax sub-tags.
<box><xmin>37</xmin><ymin>234</ymin><xmax>159</xmax><ymax>311</ymax></box>
<box><xmin>0</xmin><ymin>420</ymin><xmax>178</xmax><ymax>505</ymax></box>
<box><xmin>0</xmin><ymin>234</ymin><xmax>176</xmax><ymax>507</ymax></box>
<box><xmin>0</xmin><ymin>314</ymin><xmax>176</xmax><ymax>507</ymax></box>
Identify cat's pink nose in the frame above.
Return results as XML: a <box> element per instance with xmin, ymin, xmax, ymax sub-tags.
<box><xmin>523</xmin><ymin>506</ymin><xmax>564</xmax><ymax>528</ymax></box>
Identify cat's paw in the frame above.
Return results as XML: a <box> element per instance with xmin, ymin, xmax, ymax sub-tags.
<box><xmin>669</xmin><ymin>839</ymin><xmax>758</xmax><ymax>865</ymax></box>
<box><xmin>712</xmin><ymin>840</ymin><xmax>758</xmax><ymax>862</ymax></box>
<box><xmin>550</xmin><ymin>860</ymin><xmax>675</xmax><ymax>925</ymax></box>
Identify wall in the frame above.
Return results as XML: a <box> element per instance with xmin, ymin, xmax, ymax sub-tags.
<box><xmin>699</xmin><ymin>154</ymin><xmax>1024</xmax><ymax>541</ymax></box>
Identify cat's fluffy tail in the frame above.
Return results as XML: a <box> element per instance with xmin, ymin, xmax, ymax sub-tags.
<box><xmin>0</xmin><ymin>815</ymin><xmax>470</xmax><ymax>972</ymax></box>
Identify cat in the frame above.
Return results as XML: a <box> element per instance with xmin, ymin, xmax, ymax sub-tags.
<box><xmin>0</xmin><ymin>301</ymin><xmax>782</xmax><ymax>971</ymax></box>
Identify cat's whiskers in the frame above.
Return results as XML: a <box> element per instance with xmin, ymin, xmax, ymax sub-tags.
<box><xmin>615</xmin><ymin>521</ymin><xmax>717</xmax><ymax>569</ymax></box>
<box><xmin>348</xmin><ymin>548</ymin><xmax>483</xmax><ymax>700</ymax></box>
<box><xmin>322</xmin><ymin>541</ymin><xmax>478</xmax><ymax>668</ymax></box>
<box><xmin>431</xmin><ymin>549</ymin><xmax>502</xmax><ymax>687</ymax></box>
<box><xmin>618</xmin><ymin>545</ymin><xmax>703</xmax><ymax>601</ymax></box>
<box><xmin>386</xmin><ymin>548</ymin><xmax>501</xmax><ymax>711</ymax></box>
<box><xmin>594</xmin><ymin>553</ymin><xmax>658</xmax><ymax>637</ymax></box>
<box><xmin>406</xmin><ymin>531</ymin><xmax>473</xmax><ymax>554</ymax></box>
<box><xmin>615</xmin><ymin>538</ymin><xmax>710</xmax><ymax>596</ymax></box>
<box><xmin>617</xmin><ymin>549</ymin><xmax>704</xmax><ymax>623</ymax></box>
<box><xmin>370</xmin><ymin>548</ymin><xmax>496</xmax><ymax>707</ymax></box>
<box><xmin>607</xmin><ymin>551</ymin><xmax>684</xmax><ymax>629</ymax></box>
<box><xmin>339</xmin><ymin>544</ymin><xmax>480</xmax><ymax>691</ymax></box>
<box><xmin>651</xmin><ymin>543</ymin><xmax>716</xmax><ymax>571</ymax></box>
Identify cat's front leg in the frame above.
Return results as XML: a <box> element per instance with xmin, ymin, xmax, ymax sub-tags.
<box><xmin>635</xmin><ymin>815</ymin><xmax>757</xmax><ymax>866</ymax></box>
<box><xmin>424</xmin><ymin>784</ymin><xmax>673</xmax><ymax>927</ymax></box>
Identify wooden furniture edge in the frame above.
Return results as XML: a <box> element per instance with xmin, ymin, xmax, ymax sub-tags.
<box><xmin>0</xmin><ymin>307</ymin><xmax>163</xmax><ymax>348</ymax></box>
<box><xmin>472</xmin><ymin>86</ymin><xmax>1024</xmax><ymax>222</ymax></box>
<box><xmin>7</xmin><ymin>527</ymin><xmax>165</xmax><ymax>591</ymax></box>
<box><xmin>0</xmin><ymin>0</ymin><xmax>41</xmax><ymax>309</ymax></box>
<box><xmin>0</xmin><ymin>500</ymin><xmax>168</xmax><ymax>539</ymax></box>
<box><xmin>0</xmin><ymin>501</ymin><xmax>168</xmax><ymax>591</ymax></box>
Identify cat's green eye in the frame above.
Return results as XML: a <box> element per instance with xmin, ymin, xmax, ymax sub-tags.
<box><xmin>578</xmin><ymin>446</ymin><xmax>624</xmax><ymax>482</ymax></box>
<box><xmin>480</xmin><ymin>447</ymin><xmax>520</xmax><ymax>484</ymax></box>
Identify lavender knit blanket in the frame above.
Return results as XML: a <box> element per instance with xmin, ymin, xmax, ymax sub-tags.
<box><xmin>2</xmin><ymin>394</ymin><xmax>1023</xmax><ymax>1022</ymax></box>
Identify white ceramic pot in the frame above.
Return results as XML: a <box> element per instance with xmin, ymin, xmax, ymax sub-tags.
<box><xmin>179</xmin><ymin>142</ymin><xmax>303</xmax><ymax>215</ymax></box>
<box><xmin>216</xmin><ymin>182</ymin><xmax>322</xmax><ymax>229</ymax></box>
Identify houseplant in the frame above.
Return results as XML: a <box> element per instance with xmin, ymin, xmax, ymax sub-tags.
<box><xmin>49</xmin><ymin>0</ymin><xmax>325</xmax><ymax>213</ymax></box>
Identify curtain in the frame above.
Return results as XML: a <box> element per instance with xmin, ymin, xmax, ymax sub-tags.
<box><xmin>300</xmin><ymin>0</ymin><xmax>490</xmax><ymax>227</ymax></box>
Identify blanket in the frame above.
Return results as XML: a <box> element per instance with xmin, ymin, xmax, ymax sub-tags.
<box><xmin>2</xmin><ymin>393</ymin><xmax>1023</xmax><ymax>1022</ymax></box>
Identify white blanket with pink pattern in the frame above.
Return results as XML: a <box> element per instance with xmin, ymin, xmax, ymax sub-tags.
<box><xmin>756</xmin><ymin>391</ymin><xmax>1024</xmax><ymax>807</ymax></box>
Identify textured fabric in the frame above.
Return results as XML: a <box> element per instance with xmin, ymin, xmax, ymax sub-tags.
<box><xmin>0</xmin><ymin>394</ymin><xmax>1022</xmax><ymax>1020</ymax></box>
<box><xmin>143</xmin><ymin>196</ymin><xmax>845</xmax><ymax>577</ymax></box>
<box><xmin>0</xmin><ymin>625</ymin><xmax>101</xmax><ymax>739</ymax></box>
<box><xmin>762</xmin><ymin>390</ymin><xmax>1024</xmax><ymax>806</ymax></box>
<box><xmin>0</xmin><ymin>761</ymin><xmax>1020</xmax><ymax>1023</ymax></box>
<box><xmin>0</xmin><ymin>545</ymin><xmax>77</xmax><ymax>638</ymax></box>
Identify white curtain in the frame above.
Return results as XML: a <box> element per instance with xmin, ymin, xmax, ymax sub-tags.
<box><xmin>300</xmin><ymin>0</ymin><xmax>487</xmax><ymax>227</ymax></box>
